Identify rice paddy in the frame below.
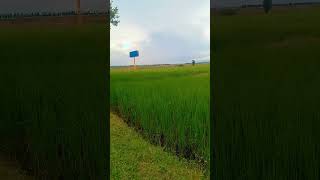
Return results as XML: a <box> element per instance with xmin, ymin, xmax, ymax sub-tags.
<box><xmin>111</xmin><ymin>65</ymin><xmax>210</xmax><ymax>169</ymax></box>
<box><xmin>0</xmin><ymin>24</ymin><xmax>108</xmax><ymax>179</ymax></box>
<box><xmin>212</xmin><ymin>6</ymin><xmax>320</xmax><ymax>180</ymax></box>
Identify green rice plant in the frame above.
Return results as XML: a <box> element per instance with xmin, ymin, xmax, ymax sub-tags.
<box><xmin>0</xmin><ymin>25</ymin><xmax>108</xmax><ymax>179</ymax></box>
<box><xmin>111</xmin><ymin>65</ymin><xmax>210</xmax><ymax>169</ymax></box>
<box><xmin>212</xmin><ymin>6</ymin><xmax>320</xmax><ymax>180</ymax></box>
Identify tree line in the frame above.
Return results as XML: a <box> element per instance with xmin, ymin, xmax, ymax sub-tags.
<box><xmin>0</xmin><ymin>11</ymin><xmax>107</xmax><ymax>20</ymax></box>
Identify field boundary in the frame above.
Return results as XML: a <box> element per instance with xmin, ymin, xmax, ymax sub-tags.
<box><xmin>110</xmin><ymin>112</ymin><xmax>206</xmax><ymax>179</ymax></box>
<box><xmin>110</xmin><ymin>107</ymin><xmax>208</xmax><ymax>170</ymax></box>
<box><xmin>0</xmin><ymin>15</ymin><xmax>106</xmax><ymax>26</ymax></box>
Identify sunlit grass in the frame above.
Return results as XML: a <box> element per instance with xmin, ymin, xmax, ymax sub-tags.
<box><xmin>110</xmin><ymin>112</ymin><xmax>205</xmax><ymax>179</ymax></box>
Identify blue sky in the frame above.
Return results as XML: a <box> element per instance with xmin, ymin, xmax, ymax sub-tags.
<box><xmin>111</xmin><ymin>0</ymin><xmax>210</xmax><ymax>66</ymax></box>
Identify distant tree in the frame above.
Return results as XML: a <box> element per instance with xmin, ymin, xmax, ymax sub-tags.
<box><xmin>110</xmin><ymin>0</ymin><xmax>120</xmax><ymax>26</ymax></box>
<box><xmin>263</xmin><ymin>0</ymin><xmax>272</xmax><ymax>13</ymax></box>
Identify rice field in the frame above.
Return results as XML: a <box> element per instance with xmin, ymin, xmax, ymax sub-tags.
<box><xmin>212</xmin><ymin>6</ymin><xmax>320</xmax><ymax>180</ymax></box>
<box><xmin>0</xmin><ymin>24</ymin><xmax>108</xmax><ymax>179</ymax></box>
<box><xmin>110</xmin><ymin>64</ymin><xmax>210</xmax><ymax>168</ymax></box>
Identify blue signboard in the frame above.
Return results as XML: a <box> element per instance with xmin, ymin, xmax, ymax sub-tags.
<box><xmin>130</xmin><ymin>50</ymin><xmax>139</xmax><ymax>58</ymax></box>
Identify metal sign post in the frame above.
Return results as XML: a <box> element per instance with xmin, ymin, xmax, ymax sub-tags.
<box><xmin>129</xmin><ymin>50</ymin><xmax>139</xmax><ymax>70</ymax></box>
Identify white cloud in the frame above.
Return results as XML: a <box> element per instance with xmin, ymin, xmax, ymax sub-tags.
<box><xmin>111</xmin><ymin>23</ymin><xmax>150</xmax><ymax>55</ymax></box>
<box><xmin>111</xmin><ymin>0</ymin><xmax>210</xmax><ymax>66</ymax></box>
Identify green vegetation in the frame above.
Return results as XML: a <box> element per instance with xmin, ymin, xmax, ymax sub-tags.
<box><xmin>0</xmin><ymin>11</ymin><xmax>107</xmax><ymax>19</ymax></box>
<box><xmin>0</xmin><ymin>25</ymin><xmax>108</xmax><ymax>179</ymax></box>
<box><xmin>110</xmin><ymin>0</ymin><xmax>120</xmax><ymax>26</ymax></box>
<box><xmin>110</xmin><ymin>112</ymin><xmax>204</xmax><ymax>179</ymax></box>
<box><xmin>111</xmin><ymin>65</ymin><xmax>210</xmax><ymax>170</ymax></box>
<box><xmin>212</xmin><ymin>6</ymin><xmax>320</xmax><ymax>180</ymax></box>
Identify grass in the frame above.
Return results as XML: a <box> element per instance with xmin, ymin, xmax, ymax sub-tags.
<box><xmin>0</xmin><ymin>24</ymin><xmax>108</xmax><ymax>179</ymax></box>
<box><xmin>110</xmin><ymin>112</ymin><xmax>204</xmax><ymax>179</ymax></box>
<box><xmin>110</xmin><ymin>65</ymin><xmax>210</xmax><ymax>171</ymax></box>
<box><xmin>212</xmin><ymin>6</ymin><xmax>320</xmax><ymax>180</ymax></box>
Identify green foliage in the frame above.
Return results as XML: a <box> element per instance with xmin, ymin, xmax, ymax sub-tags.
<box><xmin>111</xmin><ymin>65</ymin><xmax>210</xmax><ymax>170</ymax></box>
<box><xmin>0</xmin><ymin>25</ymin><xmax>108</xmax><ymax>179</ymax></box>
<box><xmin>212</xmin><ymin>7</ymin><xmax>320</xmax><ymax>180</ymax></box>
<box><xmin>110</xmin><ymin>1</ymin><xmax>120</xmax><ymax>26</ymax></box>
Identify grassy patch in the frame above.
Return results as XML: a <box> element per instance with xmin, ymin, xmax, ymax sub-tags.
<box><xmin>110</xmin><ymin>112</ymin><xmax>205</xmax><ymax>179</ymax></box>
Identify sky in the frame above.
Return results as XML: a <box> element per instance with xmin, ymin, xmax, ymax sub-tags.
<box><xmin>0</xmin><ymin>0</ymin><xmax>106</xmax><ymax>13</ymax></box>
<box><xmin>111</xmin><ymin>0</ymin><xmax>210</xmax><ymax>66</ymax></box>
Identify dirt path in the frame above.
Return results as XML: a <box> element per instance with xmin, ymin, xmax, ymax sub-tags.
<box><xmin>0</xmin><ymin>155</ymin><xmax>32</xmax><ymax>180</ymax></box>
<box><xmin>110</xmin><ymin>112</ymin><xmax>206</xmax><ymax>180</ymax></box>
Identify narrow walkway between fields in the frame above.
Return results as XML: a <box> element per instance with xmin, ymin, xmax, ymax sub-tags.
<box><xmin>110</xmin><ymin>112</ymin><xmax>205</xmax><ymax>180</ymax></box>
<box><xmin>0</xmin><ymin>154</ymin><xmax>32</xmax><ymax>180</ymax></box>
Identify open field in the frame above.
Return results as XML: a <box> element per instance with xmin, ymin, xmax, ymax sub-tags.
<box><xmin>0</xmin><ymin>24</ymin><xmax>108</xmax><ymax>179</ymax></box>
<box><xmin>212</xmin><ymin>6</ymin><xmax>320</xmax><ymax>180</ymax></box>
<box><xmin>110</xmin><ymin>113</ymin><xmax>204</xmax><ymax>179</ymax></box>
<box><xmin>111</xmin><ymin>64</ymin><xmax>210</xmax><ymax>171</ymax></box>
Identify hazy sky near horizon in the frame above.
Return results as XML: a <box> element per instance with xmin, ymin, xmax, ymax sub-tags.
<box><xmin>0</xmin><ymin>0</ymin><xmax>106</xmax><ymax>13</ymax></box>
<box><xmin>111</xmin><ymin>0</ymin><xmax>210</xmax><ymax>66</ymax></box>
